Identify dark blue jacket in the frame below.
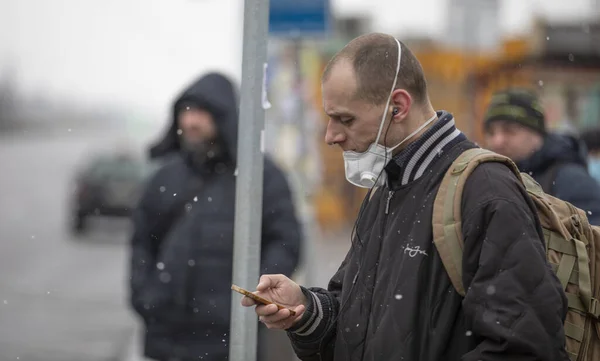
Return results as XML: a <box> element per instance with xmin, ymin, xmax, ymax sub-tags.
<box><xmin>517</xmin><ymin>133</ymin><xmax>600</xmax><ymax>225</ymax></box>
<box><xmin>129</xmin><ymin>73</ymin><xmax>302</xmax><ymax>361</ymax></box>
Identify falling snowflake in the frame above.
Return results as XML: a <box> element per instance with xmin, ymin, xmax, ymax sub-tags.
<box><xmin>466</xmin><ymin>330</ymin><xmax>473</xmax><ymax>336</ymax></box>
<box><xmin>395</xmin><ymin>294</ymin><xmax>403</xmax><ymax>300</ymax></box>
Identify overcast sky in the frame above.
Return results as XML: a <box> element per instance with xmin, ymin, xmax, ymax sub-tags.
<box><xmin>0</xmin><ymin>0</ymin><xmax>597</xmax><ymax>120</ymax></box>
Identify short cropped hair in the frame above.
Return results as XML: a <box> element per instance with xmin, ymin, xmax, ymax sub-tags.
<box><xmin>322</xmin><ymin>33</ymin><xmax>428</xmax><ymax>105</ymax></box>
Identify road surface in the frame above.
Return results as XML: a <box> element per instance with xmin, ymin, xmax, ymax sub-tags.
<box><xmin>0</xmin><ymin>125</ymin><xmax>143</xmax><ymax>361</ymax></box>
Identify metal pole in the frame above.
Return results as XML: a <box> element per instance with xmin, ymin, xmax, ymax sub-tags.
<box><xmin>229</xmin><ymin>0</ymin><xmax>270</xmax><ymax>360</ymax></box>
<box><xmin>292</xmin><ymin>38</ymin><xmax>317</xmax><ymax>286</ymax></box>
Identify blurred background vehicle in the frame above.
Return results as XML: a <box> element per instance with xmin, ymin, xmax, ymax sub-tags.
<box><xmin>69</xmin><ymin>150</ymin><xmax>155</xmax><ymax>234</ymax></box>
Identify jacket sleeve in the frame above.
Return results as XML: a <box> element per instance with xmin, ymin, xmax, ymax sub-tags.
<box><xmin>129</xmin><ymin>173</ymin><xmax>161</xmax><ymax>315</ymax></box>
<box><xmin>260</xmin><ymin>160</ymin><xmax>302</xmax><ymax>276</ymax></box>
<box><xmin>460</xmin><ymin>163</ymin><xmax>569</xmax><ymax>361</ymax></box>
<box><xmin>553</xmin><ymin>163</ymin><xmax>600</xmax><ymax>226</ymax></box>
<box><xmin>285</xmin><ymin>252</ymin><xmax>349</xmax><ymax>361</ymax></box>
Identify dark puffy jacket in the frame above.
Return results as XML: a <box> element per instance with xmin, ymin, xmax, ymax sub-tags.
<box><xmin>517</xmin><ymin>133</ymin><xmax>600</xmax><ymax>225</ymax></box>
<box><xmin>129</xmin><ymin>73</ymin><xmax>302</xmax><ymax>361</ymax></box>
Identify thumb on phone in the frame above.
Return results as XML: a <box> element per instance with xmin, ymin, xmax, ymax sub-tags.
<box><xmin>257</xmin><ymin>274</ymin><xmax>282</xmax><ymax>292</ymax></box>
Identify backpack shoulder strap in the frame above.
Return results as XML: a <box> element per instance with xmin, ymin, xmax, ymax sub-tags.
<box><xmin>432</xmin><ymin>147</ymin><xmax>521</xmax><ymax>296</ymax></box>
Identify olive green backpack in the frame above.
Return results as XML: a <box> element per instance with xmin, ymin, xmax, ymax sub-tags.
<box><xmin>432</xmin><ymin>148</ymin><xmax>600</xmax><ymax>361</ymax></box>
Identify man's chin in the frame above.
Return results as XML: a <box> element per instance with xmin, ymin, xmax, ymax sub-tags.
<box><xmin>182</xmin><ymin>140</ymin><xmax>207</xmax><ymax>152</ymax></box>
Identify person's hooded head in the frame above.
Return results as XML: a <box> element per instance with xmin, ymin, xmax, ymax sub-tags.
<box><xmin>483</xmin><ymin>87</ymin><xmax>546</xmax><ymax>163</ymax></box>
<box><xmin>149</xmin><ymin>72</ymin><xmax>239</xmax><ymax>168</ymax></box>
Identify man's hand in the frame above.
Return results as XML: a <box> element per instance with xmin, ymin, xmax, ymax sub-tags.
<box><xmin>241</xmin><ymin>274</ymin><xmax>307</xmax><ymax>330</ymax></box>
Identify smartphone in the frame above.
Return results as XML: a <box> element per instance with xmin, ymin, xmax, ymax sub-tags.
<box><xmin>231</xmin><ymin>284</ymin><xmax>296</xmax><ymax>316</ymax></box>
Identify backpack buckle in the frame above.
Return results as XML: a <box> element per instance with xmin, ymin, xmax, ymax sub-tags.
<box><xmin>590</xmin><ymin>297</ymin><xmax>600</xmax><ymax>318</ymax></box>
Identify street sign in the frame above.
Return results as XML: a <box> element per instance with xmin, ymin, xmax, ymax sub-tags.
<box><xmin>269</xmin><ymin>0</ymin><xmax>331</xmax><ymax>37</ymax></box>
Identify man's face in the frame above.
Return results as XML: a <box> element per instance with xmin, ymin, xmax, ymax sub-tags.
<box><xmin>484</xmin><ymin>120</ymin><xmax>541</xmax><ymax>162</ymax></box>
<box><xmin>322</xmin><ymin>61</ymin><xmax>386</xmax><ymax>153</ymax></box>
<box><xmin>178</xmin><ymin>107</ymin><xmax>217</xmax><ymax>147</ymax></box>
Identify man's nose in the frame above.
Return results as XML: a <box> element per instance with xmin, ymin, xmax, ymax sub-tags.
<box><xmin>486</xmin><ymin>133</ymin><xmax>504</xmax><ymax>149</ymax></box>
<box><xmin>324</xmin><ymin>121</ymin><xmax>345</xmax><ymax>145</ymax></box>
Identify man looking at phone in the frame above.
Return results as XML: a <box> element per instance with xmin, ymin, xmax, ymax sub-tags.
<box><xmin>128</xmin><ymin>72</ymin><xmax>302</xmax><ymax>361</ymax></box>
<box><xmin>241</xmin><ymin>33</ymin><xmax>568</xmax><ymax>361</ymax></box>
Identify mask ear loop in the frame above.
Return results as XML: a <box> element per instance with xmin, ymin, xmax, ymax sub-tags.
<box><xmin>370</xmin><ymin>38</ymin><xmax>402</xmax><ymax>186</ymax></box>
<box><xmin>372</xmin><ymin>38</ymin><xmax>402</xmax><ymax>150</ymax></box>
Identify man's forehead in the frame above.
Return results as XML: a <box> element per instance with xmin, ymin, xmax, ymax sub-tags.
<box><xmin>324</xmin><ymin>60</ymin><xmax>357</xmax><ymax>89</ymax></box>
<box><xmin>322</xmin><ymin>60</ymin><xmax>359</xmax><ymax>114</ymax></box>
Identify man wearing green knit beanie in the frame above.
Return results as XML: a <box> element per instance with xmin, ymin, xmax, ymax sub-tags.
<box><xmin>484</xmin><ymin>87</ymin><xmax>600</xmax><ymax>225</ymax></box>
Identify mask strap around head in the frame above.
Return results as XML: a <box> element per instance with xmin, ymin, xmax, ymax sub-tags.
<box><xmin>388</xmin><ymin>112</ymin><xmax>438</xmax><ymax>152</ymax></box>
<box><xmin>373</xmin><ymin>38</ymin><xmax>402</xmax><ymax>147</ymax></box>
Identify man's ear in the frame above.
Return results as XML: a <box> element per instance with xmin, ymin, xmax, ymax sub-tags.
<box><xmin>390</xmin><ymin>89</ymin><xmax>412</xmax><ymax>123</ymax></box>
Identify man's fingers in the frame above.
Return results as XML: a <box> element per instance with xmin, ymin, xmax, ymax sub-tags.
<box><xmin>260</xmin><ymin>305</ymin><xmax>306</xmax><ymax>330</ymax></box>
<box><xmin>257</xmin><ymin>275</ymin><xmax>275</xmax><ymax>292</ymax></box>
<box><xmin>255</xmin><ymin>303</ymin><xmax>279</xmax><ymax>317</ymax></box>
<box><xmin>240</xmin><ymin>295</ymin><xmax>257</xmax><ymax>307</ymax></box>
<box><xmin>256</xmin><ymin>274</ymin><xmax>287</xmax><ymax>292</ymax></box>
<box><xmin>258</xmin><ymin>307</ymin><xmax>293</xmax><ymax>324</ymax></box>
<box><xmin>292</xmin><ymin>304</ymin><xmax>306</xmax><ymax>318</ymax></box>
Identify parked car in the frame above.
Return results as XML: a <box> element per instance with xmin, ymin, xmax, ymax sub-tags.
<box><xmin>69</xmin><ymin>151</ymin><xmax>155</xmax><ymax>234</ymax></box>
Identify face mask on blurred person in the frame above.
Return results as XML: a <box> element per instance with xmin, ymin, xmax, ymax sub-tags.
<box><xmin>589</xmin><ymin>157</ymin><xmax>600</xmax><ymax>183</ymax></box>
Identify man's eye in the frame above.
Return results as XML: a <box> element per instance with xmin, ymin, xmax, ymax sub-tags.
<box><xmin>341</xmin><ymin>118</ymin><xmax>354</xmax><ymax>125</ymax></box>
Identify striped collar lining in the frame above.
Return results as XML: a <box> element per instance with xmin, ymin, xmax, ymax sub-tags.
<box><xmin>390</xmin><ymin>112</ymin><xmax>466</xmax><ymax>185</ymax></box>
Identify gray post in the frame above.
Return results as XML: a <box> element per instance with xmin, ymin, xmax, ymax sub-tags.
<box><xmin>292</xmin><ymin>38</ymin><xmax>317</xmax><ymax>287</ymax></box>
<box><xmin>229</xmin><ymin>0</ymin><xmax>270</xmax><ymax>360</ymax></box>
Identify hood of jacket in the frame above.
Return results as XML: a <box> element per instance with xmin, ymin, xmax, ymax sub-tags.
<box><xmin>148</xmin><ymin>72</ymin><xmax>239</xmax><ymax>163</ymax></box>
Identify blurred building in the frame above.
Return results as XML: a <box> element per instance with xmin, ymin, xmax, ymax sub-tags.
<box><xmin>445</xmin><ymin>0</ymin><xmax>501</xmax><ymax>52</ymax></box>
<box><xmin>469</xmin><ymin>17</ymin><xmax>600</xmax><ymax>140</ymax></box>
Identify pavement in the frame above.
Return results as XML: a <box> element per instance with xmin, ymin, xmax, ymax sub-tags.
<box><xmin>0</xmin><ymin>125</ymin><xmax>140</xmax><ymax>361</ymax></box>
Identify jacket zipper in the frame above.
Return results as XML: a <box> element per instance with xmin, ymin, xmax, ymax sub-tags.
<box><xmin>358</xmin><ymin>189</ymin><xmax>395</xmax><ymax>360</ymax></box>
<box><xmin>385</xmin><ymin>190</ymin><xmax>395</xmax><ymax>215</ymax></box>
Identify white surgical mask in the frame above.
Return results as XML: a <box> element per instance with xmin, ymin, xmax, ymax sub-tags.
<box><xmin>343</xmin><ymin>39</ymin><xmax>437</xmax><ymax>189</ymax></box>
